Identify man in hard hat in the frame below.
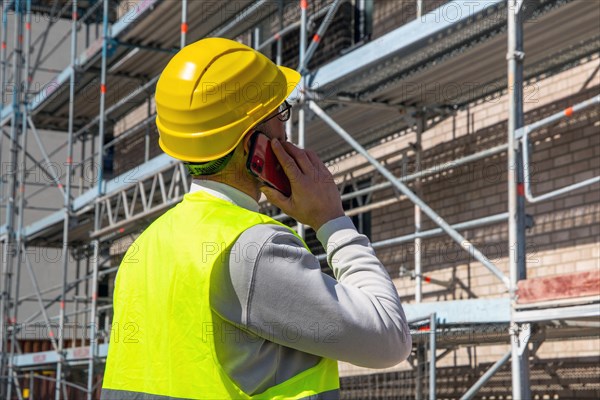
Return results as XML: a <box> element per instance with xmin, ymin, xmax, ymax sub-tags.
<box><xmin>101</xmin><ymin>38</ymin><xmax>411</xmax><ymax>399</ymax></box>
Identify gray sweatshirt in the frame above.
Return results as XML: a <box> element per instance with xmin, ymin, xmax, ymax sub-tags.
<box><xmin>193</xmin><ymin>180</ymin><xmax>411</xmax><ymax>395</ymax></box>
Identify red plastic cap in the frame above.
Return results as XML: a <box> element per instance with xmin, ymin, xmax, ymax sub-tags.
<box><xmin>564</xmin><ymin>107</ymin><xmax>574</xmax><ymax>117</ymax></box>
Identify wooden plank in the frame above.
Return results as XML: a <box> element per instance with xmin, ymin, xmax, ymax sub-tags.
<box><xmin>517</xmin><ymin>270</ymin><xmax>600</xmax><ymax>304</ymax></box>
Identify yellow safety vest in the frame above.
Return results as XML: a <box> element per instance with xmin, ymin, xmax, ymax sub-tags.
<box><xmin>102</xmin><ymin>190</ymin><xmax>339</xmax><ymax>399</ymax></box>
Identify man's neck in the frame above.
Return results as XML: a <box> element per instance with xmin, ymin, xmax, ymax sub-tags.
<box><xmin>190</xmin><ymin>178</ymin><xmax>260</xmax><ymax>212</ymax></box>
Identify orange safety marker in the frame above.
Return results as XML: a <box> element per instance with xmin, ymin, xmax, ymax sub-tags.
<box><xmin>1</xmin><ymin>42</ymin><xmax>5</xmax><ymax>49</ymax></box>
<box><xmin>312</xmin><ymin>33</ymin><xmax>320</xmax><ymax>43</ymax></box>
<box><xmin>48</xmin><ymin>330</ymin><xmax>54</xmax><ymax>338</ymax></box>
<box><xmin>274</xmin><ymin>32</ymin><xmax>281</xmax><ymax>40</ymax></box>
<box><xmin>60</xmin><ymin>301</ymin><xmax>65</xmax><ymax>310</ymax></box>
<box><xmin>100</xmin><ymin>84</ymin><xmax>106</xmax><ymax>94</ymax></box>
<box><xmin>517</xmin><ymin>182</ymin><xmax>524</xmax><ymax>196</ymax></box>
<box><xmin>424</xmin><ymin>276</ymin><xmax>431</xmax><ymax>283</ymax></box>
<box><xmin>66</xmin><ymin>156</ymin><xmax>73</xmax><ymax>165</ymax></box>
<box><xmin>564</xmin><ymin>107</ymin><xmax>574</xmax><ymax>117</ymax></box>
<box><xmin>118</xmin><ymin>227</ymin><xmax>125</xmax><ymax>233</ymax></box>
<box><xmin>72</xmin><ymin>11</ymin><xmax>78</xmax><ymax>20</ymax></box>
<box><xmin>58</xmin><ymin>183</ymin><xmax>63</xmax><ymax>189</ymax></box>
<box><xmin>25</xmin><ymin>22</ymin><xmax>31</xmax><ymax>30</ymax></box>
<box><xmin>300</xmin><ymin>0</ymin><xmax>308</xmax><ymax>10</ymax></box>
<box><xmin>181</xmin><ymin>22</ymin><xmax>188</xmax><ymax>33</ymax></box>
<box><xmin>418</xmin><ymin>325</ymin><xmax>430</xmax><ymax>332</ymax></box>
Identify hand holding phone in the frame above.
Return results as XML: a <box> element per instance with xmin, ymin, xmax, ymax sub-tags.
<box><xmin>246</xmin><ymin>131</ymin><xmax>292</xmax><ymax>196</ymax></box>
<box><xmin>258</xmin><ymin>138</ymin><xmax>345</xmax><ymax>231</ymax></box>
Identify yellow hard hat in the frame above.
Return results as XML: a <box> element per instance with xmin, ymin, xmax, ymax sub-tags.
<box><xmin>155</xmin><ymin>37</ymin><xmax>301</xmax><ymax>162</ymax></box>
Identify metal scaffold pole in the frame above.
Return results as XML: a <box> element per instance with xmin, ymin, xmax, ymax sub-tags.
<box><xmin>0</xmin><ymin>0</ymin><xmax>6</xmax><ymax>391</ymax></box>
<box><xmin>429</xmin><ymin>313</ymin><xmax>436</xmax><ymax>400</ymax></box>
<box><xmin>88</xmin><ymin>1</ymin><xmax>109</xmax><ymax>398</ymax></box>
<box><xmin>56</xmin><ymin>0</ymin><xmax>78</xmax><ymax>398</ymax></box>
<box><xmin>7</xmin><ymin>0</ymin><xmax>30</xmax><ymax>398</ymax></box>
<box><xmin>416</xmin><ymin>342</ymin><xmax>425</xmax><ymax>400</ymax></box>
<box><xmin>276</xmin><ymin>0</ymin><xmax>283</xmax><ymax>65</ymax></box>
<box><xmin>297</xmin><ymin>0</ymin><xmax>307</xmax><ymax>239</ymax></box>
<box><xmin>1</xmin><ymin>0</ymin><xmax>21</xmax><ymax>396</ymax></box>
<box><xmin>507</xmin><ymin>0</ymin><xmax>531</xmax><ymax>398</ymax></box>
<box><xmin>0</xmin><ymin>0</ymin><xmax>10</xmax><ymax>140</ymax></box>
<box><xmin>414</xmin><ymin>116</ymin><xmax>424</xmax><ymax>303</ymax></box>
<box><xmin>180</xmin><ymin>0</ymin><xmax>187</xmax><ymax>49</ymax></box>
<box><xmin>0</xmin><ymin>1</ymin><xmax>10</xmax><ymax>170</ymax></box>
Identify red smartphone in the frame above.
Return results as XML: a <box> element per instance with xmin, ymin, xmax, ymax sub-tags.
<box><xmin>246</xmin><ymin>131</ymin><xmax>292</xmax><ymax>196</ymax></box>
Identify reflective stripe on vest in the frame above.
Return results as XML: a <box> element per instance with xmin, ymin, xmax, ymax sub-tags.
<box><xmin>101</xmin><ymin>388</ymin><xmax>340</xmax><ymax>400</ymax></box>
<box><xmin>102</xmin><ymin>190</ymin><xmax>340</xmax><ymax>399</ymax></box>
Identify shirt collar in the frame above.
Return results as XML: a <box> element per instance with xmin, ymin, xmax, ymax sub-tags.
<box><xmin>189</xmin><ymin>179</ymin><xmax>260</xmax><ymax>213</ymax></box>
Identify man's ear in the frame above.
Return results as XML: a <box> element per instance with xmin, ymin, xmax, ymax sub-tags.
<box><xmin>242</xmin><ymin>131</ymin><xmax>254</xmax><ymax>155</ymax></box>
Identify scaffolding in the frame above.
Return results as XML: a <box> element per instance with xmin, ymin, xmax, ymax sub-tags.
<box><xmin>0</xmin><ymin>0</ymin><xmax>598</xmax><ymax>398</ymax></box>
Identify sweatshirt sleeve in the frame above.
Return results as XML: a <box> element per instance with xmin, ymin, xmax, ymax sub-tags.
<box><xmin>217</xmin><ymin>216</ymin><xmax>412</xmax><ymax>369</ymax></box>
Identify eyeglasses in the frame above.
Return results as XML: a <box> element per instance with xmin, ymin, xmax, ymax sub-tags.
<box><xmin>262</xmin><ymin>101</ymin><xmax>292</xmax><ymax>124</ymax></box>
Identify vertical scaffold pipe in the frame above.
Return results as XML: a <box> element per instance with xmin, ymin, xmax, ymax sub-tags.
<box><xmin>180</xmin><ymin>0</ymin><xmax>187</xmax><ymax>49</ymax></box>
<box><xmin>0</xmin><ymin>0</ymin><xmax>20</xmax><ymax>396</ymax></box>
<box><xmin>88</xmin><ymin>1</ymin><xmax>109</xmax><ymax>398</ymax></box>
<box><xmin>507</xmin><ymin>1</ymin><xmax>531</xmax><ymax>399</ymax></box>
<box><xmin>429</xmin><ymin>313</ymin><xmax>436</xmax><ymax>400</ymax></box>
<box><xmin>0</xmin><ymin>1</ymin><xmax>7</xmax><ymax>394</ymax></box>
<box><xmin>0</xmin><ymin>1</ymin><xmax>11</xmax><ymax>128</ymax></box>
<box><xmin>145</xmin><ymin>97</ymin><xmax>151</xmax><ymax>162</ymax></box>
<box><xmin>286</xmin><ymin>108</ymin><xmax>293</xmax><ymax>143</ymax></box>
<box><xmin>56</xmin><ymin>0</ymin><xmax>77</xmax><ymax>398</ymax></box>
<box><xmin>276</xmin><ymin>0</ymin><xmax>283</xmax><ymax>65</ymax></box>
<box><xmin>414</xmin><ymin>117</ymin><xmax>424</xmax><ymax>303</ymax></box>
<box><xmin>297</xmin><ymin>0</ymin><xmax>307</xmax><ymax>239</ymax></box>
<box><xmin>8</xmin><ymin>0</ymin><xmax>30</xmax><ymax>398</ymax></box>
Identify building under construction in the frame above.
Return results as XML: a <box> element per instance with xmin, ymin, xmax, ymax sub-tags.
<box><xmin>0</xmin><ymin>0</ymin><xmax>598</xmax><ymax>398</ymax></box>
